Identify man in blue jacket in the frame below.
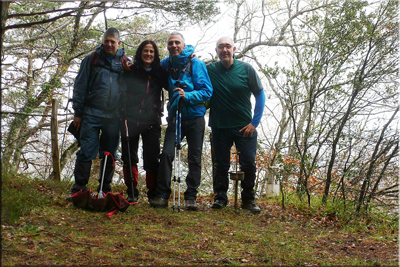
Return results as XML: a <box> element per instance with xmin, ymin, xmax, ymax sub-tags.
<box><xmin>150</xmin><ymin>32</ymin><xmax>213</xmax><ymax>210</ymax></box>
<box><xmin>207</xmin><ymin>37</ymin><xmax>265</xmax><ymax>214</ymax></box>
<box><xmin>67</xmin><ymin>28</ymin><xmax>128</xmax><ymax>199</ymax></box>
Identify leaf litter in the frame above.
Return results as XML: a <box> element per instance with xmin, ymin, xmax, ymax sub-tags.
<box><xmin>1</xmin><ymin>179</ymin><xmax>398</xmax><ymax>266</ymax></box>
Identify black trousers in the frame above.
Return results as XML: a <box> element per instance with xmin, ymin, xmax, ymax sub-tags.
<box><xmin>155</xmin><ymin>116</ymin><xmax>205</xmax><ymax>200</ymax></box>
<box><xmin>120</xmin><ymin>121</ymin><xmax>161</xmax><ymax>198</ymax></box>
<box><xmin>212</xmin><ymin>127</ymin><xmax>258</xmax><ymax>204</ymax></box>
<box><xmin>120</xmin><ymin>121</ymin><xmax>161</xmax><ymax>174</ymax></box>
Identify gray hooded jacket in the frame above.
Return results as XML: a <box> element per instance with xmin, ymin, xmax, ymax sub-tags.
<box><xmin>73</xmin><ymin>44</ymin><xmax>128</xmax><ymax>119</ymax></box>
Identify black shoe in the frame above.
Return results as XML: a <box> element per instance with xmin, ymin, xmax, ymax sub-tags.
<box><xmin>126</xmin><ymin>196</ymin><xmax>138</xmax><ymax>203</ymax></box>
<box><xmin>185</xmin><ymin>199</ymin><xmax>197</xmax><ymax>211</ymax></box>
<box><xmin>127</xmin><ymin>188</ymin><xmax>139</xmax><ymax>200</ymax></box>
<box><xmin>241</xmin><ymin>201</ymin><xmax>261</xmax><ymax>214</ymax></box>
<box><xmin>211</xmin><ymin>199</ymin><xmax>226</xmax><ymax>209</ymax></box>
<box><xmin>150</xmin><ymin>198</ymin><xmax>168</xmax><ymax>208</ymax></box>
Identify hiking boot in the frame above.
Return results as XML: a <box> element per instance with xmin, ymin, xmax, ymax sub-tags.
<box><xmin>211</xmin><ymin>199</ymin><xmax>226</xmax><ymax>209</ymax></box>
<box><xmin>185</xmin><ymin>199</ymin><xmax>197</xmax><ymax>211</ymax></box>
<box><xmin>150</xmin><ymin>198</ymin><xmax>168</xmax><ymax>208</ymax></box>
<box><xmin>126</xmin><ymin>196</ymin><xmax>138</xmax><ymax>203</ymax></box>
<box><xmin>241</xmin><ymin>201</ymin><xmax>261</xmax><ymax>214</ymax></box>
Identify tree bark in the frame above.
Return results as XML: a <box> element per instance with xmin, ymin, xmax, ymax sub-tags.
<box><xmin>1</xmin><ymin>1</ymin><xmax>10</xmax><ymax>54</ymax></box>
<box><xmin>51</xmin><ymin>99</ymin><xmax>61</xmax><ymax>181</ymax></box>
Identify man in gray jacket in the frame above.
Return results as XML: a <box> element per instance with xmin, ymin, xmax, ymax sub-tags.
<box><xmin>67</xmin><ymin>28</ymin><xmax>129</xmax><ymax>199</ymax></box>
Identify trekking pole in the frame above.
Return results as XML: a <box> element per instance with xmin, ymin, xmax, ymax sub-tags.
<box><xmin>172</xmin><ymin>102</ymin><xmax>182</xmax><ymax>211</ymax></box>
<box><xmin>98</xmin><ymin>152</ymin><xmax>109</xmax><ymax>199</ymax></box>
<box><xmin>172</xmin><ymin>83</ymin><xmax>186</xmax><ymax>212</ymax></box>
<box><xmin>125</xmin><ymin>119</ymin><xmax>136</xmax><ymax>202</ymax></box>
<box><xmin>172</xmin><ymin>142</ymin><xmax>177</xmax><ymax>210</ymax></box>
<box><xmin>172</xmin><ymin>110</ymin><xmax>177</xmax><ymax>210</ymax></box>
<box><xmin>177</xmin><ymin>103</ymin><xmax>182</xmax><ymax>212</ymax></box>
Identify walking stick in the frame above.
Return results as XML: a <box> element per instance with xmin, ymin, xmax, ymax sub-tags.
<box><xmin>98</xmin><ymin>152</ymin><xmax>110</xmax><ymax>199</ymax></box>
<box><xmin>124</xmin><ymin>119</ymin><xmax>136</xmax><ymax>202</ymax></box>
<box><xmin>177</xmin><ymin>106</ymin><xmax>182</xmax><ymax>211</ymax></box>
<box><xmin>172</xmin><ymin>117</ymin><xmax>177</xmax><ymax>210</ymax></box>
<box><xmin>172</xmin><ymin>103</ymin><xmax>182</xmax><ymax>212</ymax></box>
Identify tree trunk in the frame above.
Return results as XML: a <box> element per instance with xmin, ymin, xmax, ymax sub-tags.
<box><xmin>51</xmin><ymin>99</ymin><xmax>61</xmax><ymax>181</ymax></box>
<box><xmin>356</xmin><ymin>107</ymin><xmax>398</xmax><ymax>212</ymax></box>
<box><xmin>2</xmin><ymin>3</ymin><xmax>100</xmax><ymax>172</ymax></box>
<box><xmin>365</xmin><ymin>142</ymin><xmax>398</xmax><ymax>211</ymax></box>
<box><xmin>322</xmin><ymin>88</ymin><xmax>359</xmax><ymax>203</ymax></box>
<box><xmin>1</xmin><ymin>1</ymin><xmax>10</xmax><ymax>52</ymax></box>
<box><xmin>48</xmin><ymin>141</ymin><xmax>79</xmax><ymax>181</ymax></box>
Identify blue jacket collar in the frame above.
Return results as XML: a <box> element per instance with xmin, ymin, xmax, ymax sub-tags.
<box><xmin>168</xmin><ymin>45</ymin><xmax>195</xmax><ymax>68</ymax></box>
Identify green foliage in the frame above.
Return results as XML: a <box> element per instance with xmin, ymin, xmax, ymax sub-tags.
<box><xmin>282</xmin><ymin>194</ymin><xmax>398</xmax><ymax>236</ymax></box>
<box><xmin>1</xmin><ymin>176</ymin><xmax>397</xmax><ymax>266</ymax></box>
<box><xmin>2</xmin><ymin>0</ymin><xmax>398</xmax><ymax>223</ymax></box>
<box><xmin>2</xmin><ymin>0</ymin><xmax>219</xmax><ymax>175</ymax></box>
<box><xmin>1</xmin><ymin>171</ymin><xmax>51</xmax><ymax>224</ymax></box>
<box><xmin>143</xmin><ymin>0</ymin><xmax>219</xmax><ymax>24</ymax></box>
<box><xmin>41</xmin><ymin>77</ymin><xmax>62</xmax><ymax>94</ymax></box>
<box><xmin>260</xmin><ymin>0</ymin><xmax>398</xmax><ymax>209</ymax></box>
<box><xmin>107</xmin><ymin>15</ymin><xmax>170</xmax><ymax>58</ymax></box>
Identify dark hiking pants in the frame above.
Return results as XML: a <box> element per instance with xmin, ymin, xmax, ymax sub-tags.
<box><xmin>211</xmin><ymin>127</ymin><xmax>258</xmax><ymax>204</ymax></box>
<box><xmin>155</xmin><ymin>116</ymin><xmax>205</xmax><ymax>200</ymax></box>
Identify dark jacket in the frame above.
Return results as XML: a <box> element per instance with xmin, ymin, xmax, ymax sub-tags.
<box><xmin>121</xmin><ymin>63</ymin><xmax>168</xmax><ymax>126</ymax></box>
<box><xmin>73</xmin><ymin>44</ymin><xmax>128</xmax><ymax>119</ymax></box>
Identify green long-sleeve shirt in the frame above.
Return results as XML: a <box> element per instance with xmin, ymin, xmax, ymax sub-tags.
<box><xmin>206</xmin><ymin>58</ymin><xmax>264</xmax><ymax>128</ymax></box>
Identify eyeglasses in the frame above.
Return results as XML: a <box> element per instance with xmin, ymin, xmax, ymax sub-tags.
<box><xmin>217</xmin><ymin>44</ymin><xmax>233</xmax><ymax>50</ymax></box>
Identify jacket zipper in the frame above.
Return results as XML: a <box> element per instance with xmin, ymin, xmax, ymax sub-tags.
<box><xmin>108</xmin><ymin>63</ymin><xmax>112</xmax><ymax>109</ymax></box>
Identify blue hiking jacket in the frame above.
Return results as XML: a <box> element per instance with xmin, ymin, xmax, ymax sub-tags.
<box><xmin>73</xmin><ymin>45</ymin><xmax>129</xmax><ymax>119</ymax></box>
<box><xmin>161</xmin><ymin>45</ymin><xmax>213</xmax><ymax>119</ymax></box>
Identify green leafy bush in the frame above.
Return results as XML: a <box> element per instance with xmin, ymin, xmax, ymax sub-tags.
<box><xmin>1</xmin><ymin>172</ymin><xmax>69</xmax><ymax>224</ymax></box>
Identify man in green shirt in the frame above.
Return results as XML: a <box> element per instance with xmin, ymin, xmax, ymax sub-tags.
<box><xmin>207</xmin><ymin>37</ymin><xmax>265</xmax><ymax>214</ymax></box>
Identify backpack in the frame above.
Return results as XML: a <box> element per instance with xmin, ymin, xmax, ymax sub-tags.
<box><xmin>166</xmin><ymin>56</ymin><xmax>206</xmax><ymax>108</ymax></box>
<box><xmin>90</xmin><ymin>51</ymin><xmax>130</xmax><ymax>75</ymax></box>
<box><xmin>167</xmin><ymin>56</ymin><xmax>193</xmax><ymax>80</ymax></box>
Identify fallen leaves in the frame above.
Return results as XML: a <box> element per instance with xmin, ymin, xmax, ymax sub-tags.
<box><xmin>1</xmin><ymin>188</ymin><xmax>398</xmax><ymax>266</ymax></box>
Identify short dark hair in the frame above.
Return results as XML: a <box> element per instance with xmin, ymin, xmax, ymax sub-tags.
<box><xmin>104</xmin><ymin>27</ymin><xmax>120</xmax><ymax>41</ymax></box>
<box><xmin>134</xmin><ymin>40</ymin><xmax>161</xmax><ymax>70</ymax></box>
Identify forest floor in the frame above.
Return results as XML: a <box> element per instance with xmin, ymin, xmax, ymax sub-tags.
<box><xmin>1</xmin><ymin>175</ymin><xmax>398</xmax><ymax>266</ymax></box>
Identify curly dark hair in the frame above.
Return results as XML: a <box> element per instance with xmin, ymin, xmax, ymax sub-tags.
<box><xmin>134</xmin><ymin>40</ymin><xmax>161</xmax><ymax>70</ymax></box>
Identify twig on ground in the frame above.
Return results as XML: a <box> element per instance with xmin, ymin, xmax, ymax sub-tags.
<box><xmin>43</xmin><ymin>230</ymin><xmax>99</xmax><ymax>247</ymax></box>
